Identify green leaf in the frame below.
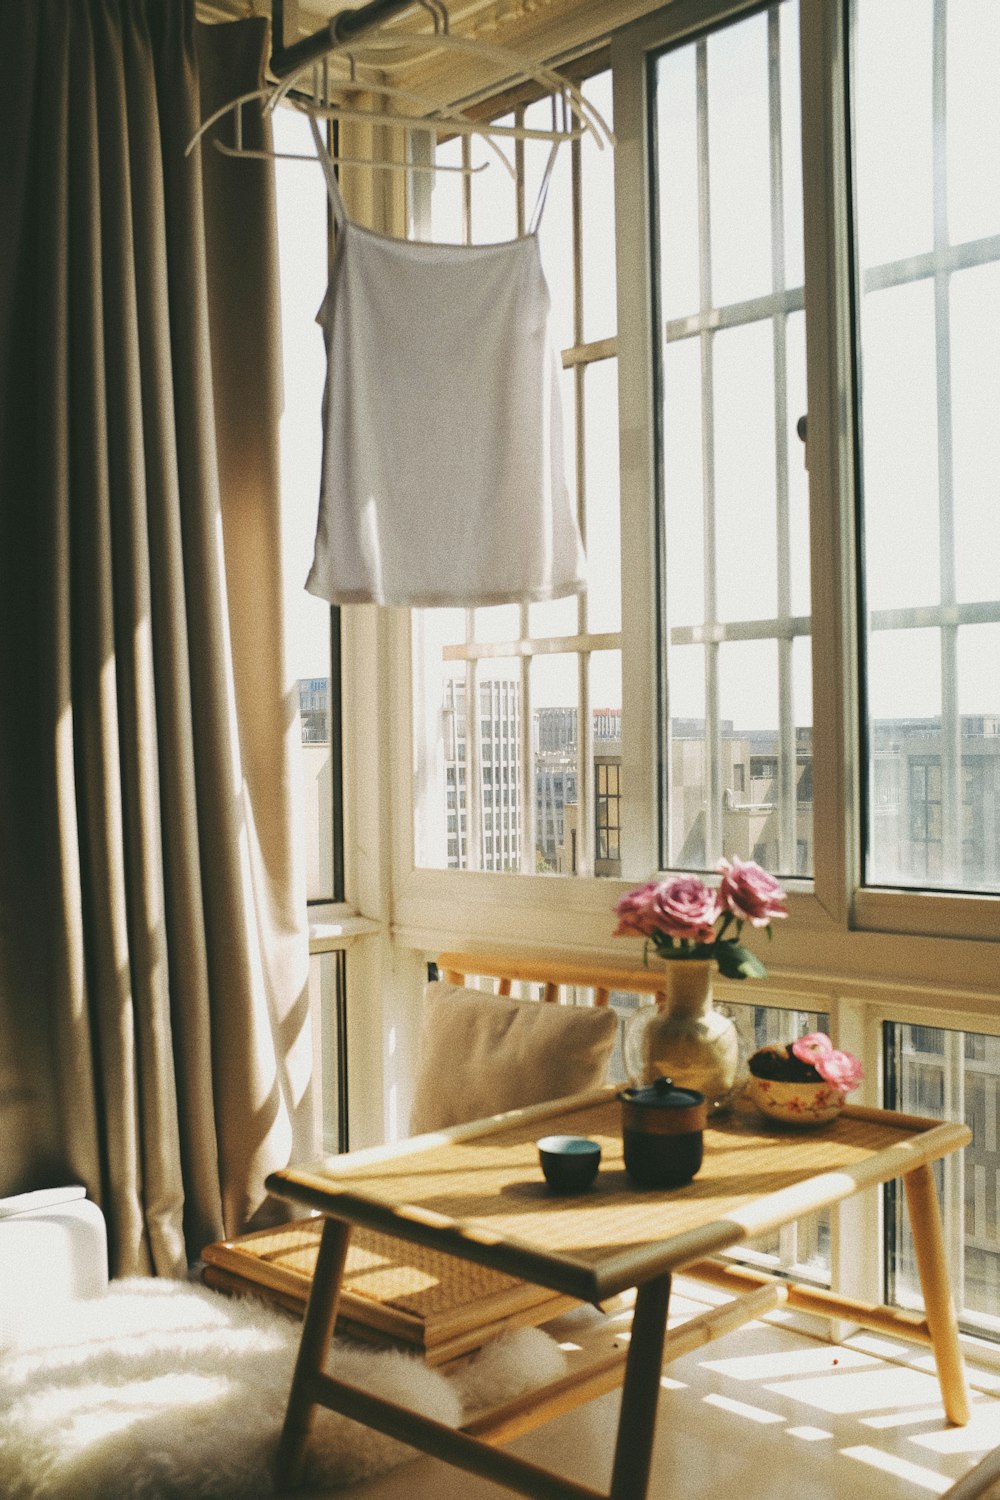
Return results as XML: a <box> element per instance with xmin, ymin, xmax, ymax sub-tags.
<box><xmin>715</xmin><ymin>941</ymin><xmax>767</xmax><ymax>980</ymax></box>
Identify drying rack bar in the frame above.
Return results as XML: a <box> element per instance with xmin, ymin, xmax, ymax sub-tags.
<box><xmin>270</xmin><ymin>0</ymin><xmax>416</xmax><ymax>77</ymax></box>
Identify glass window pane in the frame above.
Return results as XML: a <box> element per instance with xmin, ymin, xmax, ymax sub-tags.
<box><xmin>853</xmin><ymin>0</ymin><xmax>934</xmax><ymax>270</ymax></box>
<box><xmin>714</xmin><ymin>321</ymin><xmax>777</xmax><ymax>623</ymax></box>
<box><xmin>581</xmin><ymin>71</ymin><xmax>617</xmax><ymax>343</ymax></box>
<box><xmin>787</xmin><ymin>309</ymin><xmax>811</xmax><ymax>618</ymax></box>
<box><xmin>533</xmin><ymin>654</ymin><xmax>579</xmax><ymax>874</ymax></box>
<box><xmin>429</xmin><ymin>134</ymin><xmax>465</xmax><ymax>242</ymax></box>
<box><xmin>951</xmin><ymin>264</ymin><xmax>1000</xmax><ymax>605</ymax></box>
<box><xmin>474</xmin><ymin>604</ymin><xmax>520</xmax><ymax>644</ymax></box>
<box><xmin>653</xmin><ymin>2</ymin><xmax>808</xmax><ymax>878</ymax></box>
<box><xmin>779</xmin><ymin>0</ymin><xmax>804</xmax><ymax>290</ymax></box>
<box><xmin>275</xmin><ymin>109</ymin><xmax>336</xmax><ymax>901</ymax></box>
<box><xmin>859</xmin><ymin>281</ymin><xmax>940</xmax><ymax>612</ymax></box>
<box><xmin>662</xmin><ymin>338</ymin><xmax>705</xmax><ymax>627</ymax></box>
<box><xmin>477</xmin><ymin>666</ymin><xmax>522</xmax><ymax>873</ymax></box>
<box><xmin>592</xmin><ymin>651</ymin><xmax>623</xmax><ymax>876</ymax></box>
<box><xmin>946</xmin><ymin>1</ymin><xmax>1000</xmax><ymax>246</ymax></box>
<box><xmin>707</xmin><ymin>10</ymin><xmax>772</xmax><ymax>307</ymax></box>
<box><xmin>584</xmin><ymin>359</ymin><xmax>621</xmax><ymax>634</ymax></box>
<box><xmin>655</xmin><ymin>42</ymin><xmax>700</xmax><ymax>324</ymax></box>
<box><xmin>470</xmin><ymin>115</ymin><xmax>517</xmax><ymax>243</ymax></box>
<box><xmin>667</xmin><ymin>645</ymin><xmax>708</xmax><ymax>870</ymax></box>
<box><xmin>886</xmin><ymin>1020</ymin><xmax>1000</xmax><ymax>1341</ymax></box>
<box><xmin>854</xmin><ymin>0</ymin><xmax>1000</xmax><ymax>894</ymax></box>
<box><xmin>720</xmin><ymin>641</ymin><xmax>778</xmax><ymax>873</ymax></box>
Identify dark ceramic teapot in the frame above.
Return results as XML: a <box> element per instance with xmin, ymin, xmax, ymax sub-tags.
<box><xmin>619</xmin><ymin>1076</ymin><xmax>707</xmax><ymax>1188</ymax></box>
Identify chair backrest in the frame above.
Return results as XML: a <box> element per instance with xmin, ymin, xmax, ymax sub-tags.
<box><xmin>407</xmin><ymin>951</ymin><xmax>633</xmax><ymax>1137</ymax></box>
<box><xmin>436</xmin><ymin>949</ymin><xmax>671</xmax><ymax>1009</ymax></box>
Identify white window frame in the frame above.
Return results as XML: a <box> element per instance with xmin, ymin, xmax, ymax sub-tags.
<box><xmin>367</xmin><ymin>0</ymin><xmax>1000</xmax><ymax>977</ymax></box>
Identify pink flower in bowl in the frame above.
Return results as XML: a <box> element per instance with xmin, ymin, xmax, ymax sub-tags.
<box><xmin>814</xmin><ymin>1049</ymin><xmax>864</xmax><ymax>1092</ymax></box>
<box><xmin>791</xmin><ymin>1032</ymin><xmax>834</xmax><ymax>1066</ymax></box>
<box><xmin>748</xmin><ymin>1033</ymin><xmax>863</xmax><ymax>1126</ymax></box>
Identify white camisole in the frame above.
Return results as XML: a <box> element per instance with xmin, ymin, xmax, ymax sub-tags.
<box><xmin>304</xmin><ymin>120</ymin><xmax>586</xmax><ymax>609</ymax></box>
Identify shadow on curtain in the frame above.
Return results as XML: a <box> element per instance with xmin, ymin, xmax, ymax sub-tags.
<box><xmin>0</xmin><ymin>0</ymin><xmax>311</xmax><ymax>1276</ymax></box>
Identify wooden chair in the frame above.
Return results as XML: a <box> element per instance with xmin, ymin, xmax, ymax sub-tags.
<box><xmin>201</xmin><ymin>949</ymin><xmax>664</xmax><ymax>1364</ymax></box>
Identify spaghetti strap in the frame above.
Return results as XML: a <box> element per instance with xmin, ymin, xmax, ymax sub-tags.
<box><xmin>528</xmin><ymin>140</ymin><xmax>561</xmax><ymax>235</ymax></box>
<box><xmin>308</xmin><ymin>114</ymin><xmax>348</xmax><ymax>229</ymax></box>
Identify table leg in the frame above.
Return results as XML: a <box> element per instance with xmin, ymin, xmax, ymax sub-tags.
<box><xmin>608</xmin><ymin>1273</ymin><xmax>672</xmax><ymax>1500</ymax></box>
<box><xmin>272</xmin><ymin>1217</ymin><xmax>353</xmax><ymax>1485</ymax></box>
<box><xmin>903</xmin><ymin>1162</ymin><xmax>970</xmax><ymax>1426</ymax></box>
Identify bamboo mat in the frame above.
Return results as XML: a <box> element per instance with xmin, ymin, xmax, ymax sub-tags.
<box><xmin>201</xmin><ymin>1220</ymin><xmax>573</xmax><ymax>1362</ymax></box>
<box><xmin>275</xmin><ymin>1098</ymin><xmax>929</xmax><ymax>1272</ymax></box>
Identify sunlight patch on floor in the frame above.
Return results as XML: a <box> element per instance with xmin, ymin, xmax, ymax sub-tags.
<box><xmin>701</xmin><ymin>1344</ymin><xmax>877</xmax><ymax>1381</ymax></box>
<box><xmin>841</xmin><ymin>1444</ymin><xmax>954</xmax><ymax>1494</ymax></box>
<box><xmin>702</xmin><ymin>1392</ymin><xmax>785</xmax><ymax>1424</ymax></box>
<box><xmin>765</xmin><ymin>1364</ymin><xmax>945</xmax><ymax>1414</ymax></box>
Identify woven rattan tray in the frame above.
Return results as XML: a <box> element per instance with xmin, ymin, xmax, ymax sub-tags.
<box><xmin>201</xmin><ymin>1219</ymin><xmax>574</xmax><ymax>1365</ymax></box>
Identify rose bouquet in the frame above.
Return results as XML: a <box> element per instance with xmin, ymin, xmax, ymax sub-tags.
<box><xmin>748</xmin><ymin>1033</ymin><xmax>864</xmax><ymax>1092</ymax></box>
<box><xmin>614</xmin><ymin>857</ymin><xmax>787</xmax><ymax>981</ymax></box>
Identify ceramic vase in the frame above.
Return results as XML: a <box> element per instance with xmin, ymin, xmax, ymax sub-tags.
<box><xmin>623</xmin><ymin>959</ymin><xmax>740</xmax><ymax>1114</ymax></box>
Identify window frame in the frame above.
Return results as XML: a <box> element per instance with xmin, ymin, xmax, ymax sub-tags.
<box><xmin>381</xmin><ymin>0</ymin><xmax>1000</xmax><ymax>985</ymax></box>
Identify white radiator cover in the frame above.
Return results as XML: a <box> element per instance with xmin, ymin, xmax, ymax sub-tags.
<box><xmin>0</xmin><ymin>1186</ymin><xmax>108</xmax><ymax>1344</ymax></box>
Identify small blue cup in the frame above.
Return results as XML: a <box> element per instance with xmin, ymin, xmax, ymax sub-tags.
<box><xmin>537</xmin><ymin>1135</ymin><xmax>601</xmax><ymax>1194</ymax></box>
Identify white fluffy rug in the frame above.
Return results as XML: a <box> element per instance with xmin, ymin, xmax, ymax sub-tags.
<box><xmin>0</xmin><ymin>1278</ymin><xmax>567</xmax><ymax>1499</ymax></box>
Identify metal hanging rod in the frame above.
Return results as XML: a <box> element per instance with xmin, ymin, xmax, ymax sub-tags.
<box><xmin>270</xmin><ymin>0</ymin><xmax>418</xmax><ymax>77</ymax></box>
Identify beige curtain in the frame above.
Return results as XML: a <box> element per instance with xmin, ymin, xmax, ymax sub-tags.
<box><xmin>0</xmin><ymin>0</ymin><xmax>311</xmax><ymax>1276</ymax></box>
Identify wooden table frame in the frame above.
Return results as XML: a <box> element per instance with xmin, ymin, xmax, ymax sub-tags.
<box><xmin>265</xmin><ymin>1088</ymin><xmax>972</xmax><ymax>1500</ymax></box>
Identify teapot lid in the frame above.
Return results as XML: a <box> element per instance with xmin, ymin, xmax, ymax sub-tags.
<box><xmin>620</xmin><ymin>1076</ymin><xmax>705</xmax><ymax>1109</ymax></box>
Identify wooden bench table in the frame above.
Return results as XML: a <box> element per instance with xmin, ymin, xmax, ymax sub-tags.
<box><xmin>266</xmin><ymin>1086</ymin><xmax>972</xmax><ymax>1500</ymax></box>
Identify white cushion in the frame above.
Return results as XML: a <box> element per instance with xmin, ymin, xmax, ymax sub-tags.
<box><xmin>408</xmin><ymin>981</ymin><xmax>619</xmax><ymax>1136</ymax></box>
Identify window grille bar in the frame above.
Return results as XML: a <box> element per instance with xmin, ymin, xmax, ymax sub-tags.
<box><xmin>443</xmin><ymin>631</ymin><xmax>621</xmax><ymax>661</ymax></box>
<box><xmin>926</xmin><ymin>0</ymin><xmax>961</xmax><ymax>887</ymax></box>
<box><xmin>665</xmin><ymin>285</ymin><xmax>805</xmax><ymax>342</ymax></box>
<box><xmin>572</xmin><ymin>131</ymin><xmax>594</xmax><ymax>878</ymax></box>
<box><xmin>696</xmin><ymin>35</ymin><xmax>722</xmax><ymax>866</ymax></box>
<box><xmin>671</xmin><ymin>616</ymin><xmax>811</xmax><ymax>647</ymax></box>
<box><xmin>859</xmin><ymin>234</ymin><xmax>1000</xmax><ymax>296</ymax></box>
<box><xmin>942</xmin><ymin>1027</ymin><xmax>967</xmax><ymax>1314</ymax></box>
<box><xmin>562</xmin><ymin>336</ymin><xmax>618</xmax><ymax>368</ymax></box>
<box><xmin>769</xmin><ymin>3</ymin><xmax>796</xmax><ymax>875</ymax></box>
<box><xmin>465</xmin><ymin>653</ymin><xmax>483</xmax><ymax>872</ymax></box>
<box><xmin>462</xmin><ymin>133</ymin><xmax>472</xmax><ymax>240</ymax></box>
<box><xmin>516</xmin><ymin>108</ymin><xmax>536</xmax><ymax>874</ymax></box>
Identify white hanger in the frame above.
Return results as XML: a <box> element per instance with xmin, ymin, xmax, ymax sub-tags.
<box><xmin>187</xmin><ymin>0</ymin><xmax>614</xmax><ymax>177</ymax></box>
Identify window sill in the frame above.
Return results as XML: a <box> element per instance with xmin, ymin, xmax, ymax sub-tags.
<box><xmin>308</xmin><ymin>908</ymin><xmax>380</xmax><ymax>953</ymax></box>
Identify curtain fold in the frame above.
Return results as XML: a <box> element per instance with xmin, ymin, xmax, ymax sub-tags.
<box><xmin>0</xmin><ymin>0</ymin><xmax>311</xmax><ymax>1276</ymax></box>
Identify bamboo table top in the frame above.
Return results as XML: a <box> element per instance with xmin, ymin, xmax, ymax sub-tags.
<box><xmin>265</xmin><ymin>1086</ymin><xmax>971</xmax><ymax>1305</ymax></box>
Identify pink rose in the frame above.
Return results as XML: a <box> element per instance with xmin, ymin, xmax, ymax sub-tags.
<box><xmin>613</xmin><ymin>882</ymin><xmax>662</xmax><ymax>938</ymax></box>
<box><xmin>718</xmin><ymin>856</ymin><xmax>788</xmax><ymax>927</ymax></box>
<box><xmin>815</xmin><ymin>1049</ymin><xmax>864</xmax><ymax>1092</ymax></box>
<box><xmin>791</xmin><ymin>1032</ymin><xmax>833</xmax><ymax>1066</ymax></box>
<box><xmin>646</xmin><ymin>875</ymin><xmax>721</xmax><ymax>944</ymax></box>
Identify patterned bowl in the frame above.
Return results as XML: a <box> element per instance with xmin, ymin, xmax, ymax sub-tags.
<box><xmin>746</xmin><ymin>1074</ymin><xmax>847</xmax><ymax>1126</ymax></box>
